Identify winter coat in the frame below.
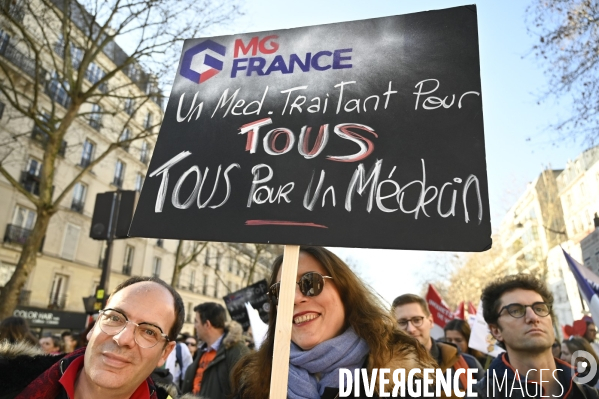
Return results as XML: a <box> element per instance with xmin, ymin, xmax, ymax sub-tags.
<box><xmin>430</xmin><ymin>339</ymin><xmax>483</xmax><ymax>398</ymax></box>
<box><xmin>181</xmin><ymin>321</ymin><xmax>249</xmax><ymax>399</ymax></box>
<box><xmin>474</xmin><ymin>352</ymin><xmax>599</xmax><ymax>399</ymax></box>
<box><xmin>0</xmin><ymin>340</ymin><xmax>172</xmax><ymax>399</ymax></box>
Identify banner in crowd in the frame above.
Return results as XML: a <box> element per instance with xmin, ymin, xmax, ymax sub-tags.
<box><xmin>426</xmin><ymin>284</ymin><xmax>454</xmax><ymax>338</ymax></box>
<box><xmin>222</xmin><ymin>279</ymin><xmax>269</xmax><ymax>331</ymax></box>
<box><xmin>128</xmin><ymin>6</ymin><xmax>492</xmax><ymax>252</ymax></box>
<box><xmin>469</xmin><ymin>301</ymin><xmax>504</xmax><ymax>357</ymax></box>
<box><xmin>563</xmin><ymin>249</ymin><xmax>599</xmax><ymax>328</ymax></box>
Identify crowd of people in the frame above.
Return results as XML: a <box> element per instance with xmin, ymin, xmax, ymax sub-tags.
<box><xmin>1</xmin><ymin>245</ymin><xmax>599</xmax><ymax>398</ymax></box>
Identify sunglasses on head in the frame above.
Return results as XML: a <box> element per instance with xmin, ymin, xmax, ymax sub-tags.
<box><xmin>268</xmin><ymin>272</ymin><xmax>333</xmax><ymax>306</ymax></box>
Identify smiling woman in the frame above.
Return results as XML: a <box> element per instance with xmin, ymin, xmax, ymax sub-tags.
<box><xmin>231</xmin><ymin>246</ymin><xmax>437</xmax><ymax>399</ymax></box>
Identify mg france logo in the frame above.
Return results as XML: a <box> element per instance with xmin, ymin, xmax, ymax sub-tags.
<box><xmin>180</xmin><ymin>40</ymin><xmax>226</xmax><ymax>84</ymax></box>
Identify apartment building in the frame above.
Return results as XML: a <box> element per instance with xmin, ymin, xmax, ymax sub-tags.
<box><xmin>0</xmin><ymin>0</ymin><xmax>279</xmax><ymax>334</ymax></box>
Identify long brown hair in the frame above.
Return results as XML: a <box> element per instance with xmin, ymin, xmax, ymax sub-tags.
<box><xmin>0</xmin><ymin>316</ymin><xmax>37</xmax><ymax>346</ymax></box>
<box><xmin>231</xmin><ymin>246</ymin><xmax>433</xmax><ymax>398</ymax></box>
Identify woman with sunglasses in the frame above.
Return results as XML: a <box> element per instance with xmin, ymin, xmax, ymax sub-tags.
<box><xmin>231</xmin><ymin>246</ymin><xmax>436</xmax><ymax>398</ymax></box>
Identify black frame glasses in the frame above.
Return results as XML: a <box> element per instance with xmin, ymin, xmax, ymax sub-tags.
<box><xmin>98</xmin><ymin>308</ymin><xmax>169</xmax><ymax>348</ymax></box>
<box><xmin>268</xmin><ymin>272</ymin><xmax>333</xmax><ymax>305</ymax></box>
<box><xmin>396</xmin><ymin>316</ymin><xmax>426</xmax><ymax>330</ymax></box>
<box><xmin>497</xmin><ymin>302</ymin><xmax>551</xmax><ymax>318</ymax></box>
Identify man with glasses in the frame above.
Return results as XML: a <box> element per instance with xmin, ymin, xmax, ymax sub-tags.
<box><xmin>4</xmin><ymin>276</ymin><xmax>183</xmax><ymax>399</ymax></box>
<box><xmin>181</xmin><ymin>302</ymin><xmax>248</xmax><ymax>398</ymax></box>
<box><xmin>392</xmin><ymin>293</ymin><xmax>482</xmax><ymax>397</ymax></box>
<box><xmin>476</xmin><ymin>273</ymin><xmax>599</xmax><ymax>398</ymax></box>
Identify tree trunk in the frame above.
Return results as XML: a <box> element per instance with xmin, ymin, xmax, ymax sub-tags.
<box><xmin>170</xmin><ymin>240</ymin><xmax>184</xmax><ymax>286</ymax></box>
<box><xmin>0</xmin><ymin>209</ymin><xmax>52</xmax><ymax>319</ymax></box>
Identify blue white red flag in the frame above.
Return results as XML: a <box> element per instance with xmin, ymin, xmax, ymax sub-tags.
<box><xmin>562</xmin><ymin>248</ymin><xmax>599</xmax><ymax>327</ymax></box>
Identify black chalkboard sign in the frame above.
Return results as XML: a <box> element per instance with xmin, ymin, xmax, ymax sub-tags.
<box><xmin>129</xmin><ymin>5</ymin><xmax>492</xmax><ymax>252</ymax></box>
<box><xmin>222</xmin><ymin>280</ymin><xmax>270</xmax><ymax>331</ymax></box>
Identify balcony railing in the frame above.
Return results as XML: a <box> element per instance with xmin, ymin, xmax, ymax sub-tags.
<box><xmin>0</xmin><ymin>0</ymin><xmax>25</xmax><ymax>22</ymax></box>
<box><xmin>48</xmin><ymin>294</ymin><xmax>67</xmax><ymax>310</ymax></box>
<box><xmin>89</xmin><ymin>118</ymin><xmax>102</xmax><ymax>131</ymax></box>
<box><xmin>4</xmin><ymin>224</ymin><xmax>32</xmax><ymax>245</ymax></box>
<box><xmin>31</xmin><ymin>128</ymin><xmax>67</xmax><ymax>157</ymax></box>
<box><xmin>0</xmin><ymin>42</ymin><xmax>46</xmax><ymax>81</ymax></box>
<box><xmin>71</xmin><ymin>200</ymin><xmax>84</xmax><ymax>213</ymax></box>
<box><xmin>112</xmin><ymin>176</ymin><xmax>123</xmax><ymax>188</ymax></box>
<box><xmin>79</xmin><ymin>157</ymin><xmax>92</xmax><ymax>168</ymax></box>
<box><xmin>20</xmin><ymin>171</ymin><xmax>40</xmax><ymax>196</ymax></box>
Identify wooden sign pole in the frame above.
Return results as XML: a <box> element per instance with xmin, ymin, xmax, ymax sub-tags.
<box><xmin>269</xmin><ymin>244</ymin><xmax>300</xmax><ymax>399</ymax></box>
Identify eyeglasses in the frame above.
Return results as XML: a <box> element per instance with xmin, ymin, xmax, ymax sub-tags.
<box><xmin>268</xmin><ymin>272</ymin><xmax>333</xmax><ymax>306</ymax></box>
<box><xmin>396</xmin><ymin>316</ymin><xmax>425</xmax><ymax>330</ymax></box>
<box><xmin>185</xmin><ymin>341</ymin><xmax>197</xmax><ymax>347</ymax></box>
<box><xmin>98</xmin><ymin>308</ymin><xmax>169</xmax><ymax>348</ymax></box>
<box><xmin>497</xmin><ymin>302</ymin><xmax>551</xmax><ymax>318</ymax></box>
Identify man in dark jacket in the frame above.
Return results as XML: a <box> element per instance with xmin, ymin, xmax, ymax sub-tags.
<box><xmin>181</xmin><ymin>302</ymin><xmax>249</xmax><ymax>398</ymax></box>
<box><xmin>392</xmin><ymin>294</ymin><xmax>483</xmax><ymax>398</ymax></box>
<box><xmin>475</xmin><ymin>274</ymin><xmax>599</xmax><ymax>399</ymax></box>
<box><xmin>0</xmin><ymin>276</ymin><xmax>184</xmax><ymax>399</ymax></box>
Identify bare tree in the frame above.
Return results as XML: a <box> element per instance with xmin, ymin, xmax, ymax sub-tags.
<box><xmin>526</xmin><ymin>0</ymin><xmax>599</xmax><ymax>144</ymax></box>
<box><xmin>0</xmin><ymin>0</ymin><xmax>242</xmax><ymax>319</ymax></box>
<box><xmin>171</xmin><ymin>240</ymin><xmax>208</xmax><ymax>287</ymax></box>
<box><xmin>422</xmin><ymin>238</ymin><xmax>508</xmax><ymax>310</ymax></box>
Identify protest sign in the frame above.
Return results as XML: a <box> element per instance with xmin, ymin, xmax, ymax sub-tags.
<box><xmin>129</xmin><ymin>5</ymin><xmax>492</xmax><ymax>252</ymax></box>
<box><xmin>426</xmin><ymin>284</ymin><xmax>454</xmax><ymax>338</ymax></box>
<box><xmin>222</xmin><ymin>279</ymin><xmax>269</xmax><ymax>330</ymax></box>
<box><xmin>469</xmin><ymin>301</ymin><xmax>504</xmax><ymax>357</ymax></box>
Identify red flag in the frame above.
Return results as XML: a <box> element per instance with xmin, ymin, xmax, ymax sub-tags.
<box><xmin>425</xmin><ymin>284</ymin><xmax>455</xmax><ymax>328</ymax></box>
<box><xmin>454</xmin><ymin>301</ymin><xmax>465</xmax><ymax>320</ymax></box>
<box><xmin>468</xmin><ymin>301</ymin><xmax>477</xmax><ymax>315</ymax></box>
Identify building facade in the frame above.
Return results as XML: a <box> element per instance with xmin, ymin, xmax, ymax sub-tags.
<box><xmin>0</xmin><ymin>0</ymin><xmax>280</xmax><ymax>334</ymax></box>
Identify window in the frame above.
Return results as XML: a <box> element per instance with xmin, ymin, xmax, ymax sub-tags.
<box><xmin>123</xmin><ymin>245</ymin><xmax>134</xmax><ymax>275</ymax></box>
<box><xmin>119</xmin><ymin>129</ymin><xmax>131</xmax><ymax>151</ymax></box>
<box><xmin>85</xmin><ymin>62</ymin><xmax>105</xmax><ymax>85</ymax></box>
<box><xmin>205</xmin><ymin>247</ymin><xmax>211</xmax><ymax>265</ymax></box>
<box><xmin>134</xmin><ymin>173</ymin><xmax>144</xmax><ymax>192</ymax></box>
<box><xmin>144</xmin><ymin>112</ymin><xmax>153</xmax><ymax>130</ymax></box>
<box><xmin>26</xmin><ymin>158</ymin><xmax>41</xmax><ymax>177</ymax></box>
<box><xmin>152</xmin><ymin>257</ymin><xmax>162</xmax><ymax>278</ymax></box>
<box><xmin>71</xmin><ymin>182</ymin><xmax>87</xmax><ymax>213</ymax></box>
<box><xmin>0</xmin><ymin>29</ymin><xmax>10</xmax><ymax>54</ymax></box>
<box><xmin>202</xmin><ymin>274</ymin><xmax>208</xmax><ymax>295</ymax></box>
<box><xmin>80</xmin><ymin>139</ymin><xmax>95</xmax><ymax>167</ymax></box>
<box><xmin>156</xmin><ymin>238</ymin><xmax>164</xmax><ymax>248</ymax></box>
<box><xmin>214</xmin><ymin>280</ymin><xmax>219</xmax><ymax>298</ymax></box>
<box><xmin>113</xmin><ymin>160</ymin><xmax>125</xmax><ymax>187</ymax></box>
<box><xmin>190</xmin><ymin>270</ymin><xmax>196</xmax><ymax>290</ymax></box>
<box><xmin>61</xmin><ymin>224</ymin><xmax>80</xmax><ymax>260</ymax></box>
<box><xmin>140</xmin><ymin>141</ymin><xmax>150</xmax><ymax>164</ymax></box>
<box><xmin>124</xmin><ymin>98</ymin><xmax>135</xmax><ymax>115</ymax></box>
<box><xmin>46</xmin><ymin>71</ymin><xmax>71</xmax><ymax>108</ymax></box>
<box><xmin>0</xmin><ymin>101</ymin><xmax>5</xmax><ymax>119</ymax></box>
<box><xmin>6</xmin><ymin>206</ymin><xmax>36</xmax><ymax>245</ymax></box>
<box><xmin>21</xmin><ymin>158</ymin><xmax>41</xmax><ymax>195</ymax></box>
<box><xmin>89</xmin><ymin>104</ymin><xmax>102</xmax><ymax>130</ymax></box>
<box><xmin>49</xmin><ymin>274</ymin><xmax>69</xmax><ymax>309</ymax></box>
<box><xmin>186</xmin><ymin>302</ymin><xmax>193</xmax><ymax>323</ymax></box>
<box><xmin>12</xmin><ymin>206</ymin><xmax>36</xmax><ymax>230</ymax></box>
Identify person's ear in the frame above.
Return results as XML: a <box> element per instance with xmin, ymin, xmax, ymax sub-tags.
<box><xmin>488</xmin><ymin>323</ymin><xmax>503</xmax><ymax>343</ymax></box>
<box><xmin>157</xmin><ymin>341</ymin><xmax>176</xmax><ymax>367</ymax></box>
<box><xmin>427</xmin><ymin>314</ymin><xmax>434</xmax><ymax>330</ymax></box>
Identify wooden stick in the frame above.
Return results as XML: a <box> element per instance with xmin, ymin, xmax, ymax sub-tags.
<box><xmin>269</xmin><ymin>244</ymin><xmax>300</xmax><ymax>399</ymax></box>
